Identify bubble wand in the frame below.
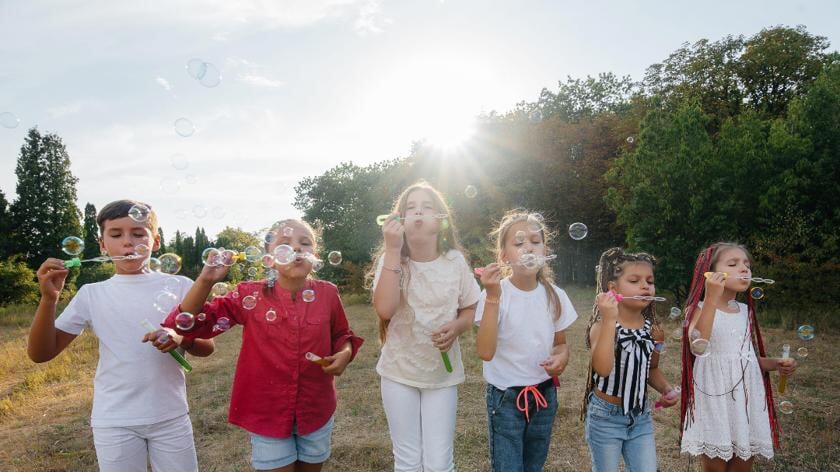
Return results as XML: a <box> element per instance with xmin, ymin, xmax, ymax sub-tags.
<box><xmin>610</xmin><ymin>290</ymin><xmax>666</xmax><ymax>302</ymax></box>
<box><xmin>64</xmin><ymin>254</ymin><xmax>145</xmax><ymax>268</ymax></box>
<box><xmin>703</xmin><ymin>272</ymin><xmax>775</xmax><ymax>284</ymax></box>
<box><xmin>140</xmin><ymin>319</ymin><xmax>193</xmax><ymax>373</ymax></box>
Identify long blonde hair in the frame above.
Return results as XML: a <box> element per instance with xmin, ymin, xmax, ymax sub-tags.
<box><xmin>489</xmin><ymin>209</ymin><xmax>563</xmax><ymax>321</ymax></box>
<box><xmin>365</xmin><ymin>181</ymin><xmax>466</xmax><ymax>343</ymax></box>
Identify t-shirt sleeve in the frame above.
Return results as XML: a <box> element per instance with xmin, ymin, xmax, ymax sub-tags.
<box><xmin>553</xmin><ymin>287</ymin><xmax>579</xmax><ymax>332</ymax></box>
<box><xmin>473</xmin><ymin>290</ymin><xmax>488</xmax><ymax>326</ymax></box>
<box><xmin>458</xmin><ymin>254</ymin><xmax>481</xmax><ymax>308</ymax></box>
<box><xmin>54</xmin><ymin>286</ymin><xmax>91</xmax><ymax>335</ymax></box>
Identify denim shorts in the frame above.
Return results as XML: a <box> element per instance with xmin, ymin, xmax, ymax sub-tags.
<box><xmin>486</xmin><ymin>378</ymin><xmax>558</xmax><ymax>472</ymax></box>
<box><xmin>584</xmin><ymin>392</ymin><xmax>656</xmax><ymax>472</ymax></box>
<box><xmin>249</xmin><ymin>416</ymin><xmax>334</xmax><ymax>470</ymax></box>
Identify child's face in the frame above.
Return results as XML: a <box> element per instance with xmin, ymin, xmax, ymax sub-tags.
<box><xmin>609</xmin><ymin>262</ymin><xmax>655</xmax><ymax>310</ymax></box>
<box><xmin>501</xmin><ymin>220</ymin><xmax>546</xmax><ymax>273</ymax></box>
<box><xmin>267</xmin><ymin>221</ymin><xmax>317</xmax><ymax>279</ymax></box>
<box><xmin>99</xmin><ymin>217</ymin><xmax>159</xmax><ymax>275</ymax></box>
<box><xmin>711</xmin><ymin>247</ymin><xmax>752</xmax><ymax>292</ymax></box>
<box><xmin>402</xmin><ymin>189</ymin><xmax>442</xmax><ymax>237</ymax></box>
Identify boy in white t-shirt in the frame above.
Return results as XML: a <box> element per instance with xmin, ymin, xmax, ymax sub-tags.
<box><xmin>475</xmin><ymin>211</ymin><xmax>578</xmax><ymax>472</ymax></box>
<box><xmin>27</xmin><ymin>199</ymin><xmax>214</xmax><ymax>472</ymax></box>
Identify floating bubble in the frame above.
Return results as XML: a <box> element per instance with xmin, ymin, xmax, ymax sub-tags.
<box><xmin>135</xmin><ymin>244</ymin><xmax>150</xmax><ymax>256</ymax></box>
<box><xmin>211</xmin><ymin>282</ymin><xmax>229</xmax><ymax>297</ymax></box>
<box><xmin>282</xmin><ymin>226</ymin><xmax>294</xmax><ymax>237</ymax></box>
<box><xmin>174</xmin><ymin>118</ymin><xmax>195</xmax><ymax>137</ymax></box>
<box><xmin>193</xmin><ymin>205</ymin><xmax>208</xmax><ymax>219</ymax></box>
<box><xmin>464</xmin><ymin>185</ymin><xmax>478</xmax><ymax>199</ymax></box>
<box><xmin>797</xmin><ymin>325</ymin><xmax>815</xmax><ymax>341</ymax></box>
<box><xmin>239</xmin><ymin>246</ymin><xmax>261</xmax><ymax>263</ymax></box>
<box><xmin>231</xmin><ymin>290</ymin><xmax>240</xmax><ymax>299</ymax></box>
<box><xmin>311</xmin><ymin>258</ymin><xmax>324</xmax><ymax>272</ymax></box>
<box><xmin>184</xmin><ymin>174</ymin><xmax>198</xmax><ymax>185</ymax></box>
<box><xmin>570</xmin><ymin>143</ymin><xmax>582</xmax><ymax>161</ymax></box>
<box><xmin>160</xmin><ymin>177</ymin><xmax>181</xmax><ymax>195</ymax></box>
<box><xmin>175</xmin><ymin>312</ymin><xmax>195</xmax><ymax>331</ymax></box>
<box><xmin>690</xmin><ymin>338</ymin><xmax>711</xmax><ymax>357</ymax></box>
<box><xmin>519</xmin><ymin>253</ymin><xmax>540</xmax><ymax>270</ymax></box>
<box><xmin>197</xmin><ymin>313</ymin><xmax>206</xmax><ymax>322</ymax></box>
<box><xmin>302</xmin><ymin>289</ymin><xmax>316</xmax><ymax>303</ymax></box>
<box><xmin>654</xmin><ymin>342</ymin><xmax>666</xmax><ymax>354</ymax></box>
<box><xmin>158</xmin><ymin>253</ymin><xmax>182</xmax><ymax>274</ymax></box>
<box><xmin>163</xmin><ymin>277</ymin><xmax>180</xmax><ymax>293</ymax></box>
<box><xmin>669</xmin><ymin>307</ymin><xmax>682</xmax><ymax>320</ymax></box>
<box><xmin>202</xmin><ymin>248</ymin><xmax>222</xmax><ymax>266</ymax></box>
<box><xmin>261</xmin><ymin>254</ymin><xmax>275</xmax><ymax>268</ymax></box>
<box><xmin>327</xmin><ymin>250</ymin><xmax>343</xmax><ymax>266</ymax></box>
<box><xmin>273</xmin><ymin>245</ymin><xmax>296</xmax><ymax>265</ymax></box>
<box><xmin>265</xmin><ymin>309</ymin><xmax>277</xmax><ymax>322</ymax></box>
<box><xmin>568</xmin><ymin>222</ymin><xmax>588</xmax><ymax>241</ymax></box>
<box><xmin>61</xmin><ymin>236</ymin><xmax>84</xmax><ymax>256</ymax></box>
<box><xmin>778</xmin><ymin>400</ymin><xmax>794</xmax><ymax>415</ymax></box>
<box><xmin>529</xmin><ymin>110</ymin><xmax>543</xmax><ymax>123</ymax></box>
<box><xmin>242</xmin><ymin>295</ymin><xmax>257</xmax><ymax>310</ymax></box>
<box><xmin>169</xmin><ymin>153</ymin><xmax>188</xmax><ymax>171</ymax></box>
<box><xmin>198</xmin><ymin>62</ymin><xmax>221</xmax><ymax>88</ymax></box>
<box><xmin>213</xmin><ymin>316</ymin><xmax>231</xmax><ymax>333</ymax></box>
<box><xmin>153</xmin><ymin>290</ymin><xmax>178</xmax><ymax>314</ymax></box>
<box><xmin>220</xmin><ymin>249</ymin><xmax>237</xmax><ymax>267</ymax></box>
<box><xmin>0</xmin><ymin>111</ymin><xmax>20</xmax><ymax>129</ymax></box>
<box><xmin>266</xmin><ymin>269</ymin><xmax>279</xmax><ymax>283</ymax></box>
<box><xmin>796</xmin><ymin>347</ymin><xmax>808</xmax><ymax>359</ymax></box>
<box><xmin>626</xmin><ymin>136</ymin><xmax>635</xmax><ymax>144</ymax></box>
<box><xmin>750</xmin><ymin>287</ymin><xmax>765</xmax><ymax>300</ymax></box>
<box><xmin>186</xmin><ymin>58</ymin><xmax>207</xmax><ymax>79</ymax></box>
<box><xmin>128</xmin><ymin>204</ymin><xmax>151</xmax><ymax>223</ymax></box>
<box><xmin>149</xmin><ymin>257</ymin><xmax>162</xmax><ymax>271</ymax></box>
<box><xmin>264</xmin><ymin>231</ymin><xmax>276</xmax><ymax>244</ymax></box>
<box><xmin>514</xmin><ymin>230</ymin><xmax>526</xmax><ymax>243</ymax></box>
<box><xmin>247</xmin><ymin>267</ymin><xmax>258</xmax><ymax>278</ymax></box>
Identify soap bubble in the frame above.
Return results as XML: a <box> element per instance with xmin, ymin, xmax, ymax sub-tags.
<box><xmin>778</xmin><ymin>400</ymin><xmax>794</xmax><ymax>415</ymax></box>
<box><xmin>193</xmin><ymin>205</ymin><xmax>208</xmax><ymax>219</ymax></box>
<box><xmin>174</xmin><ymin>118</ymin><xmax>195</xmax><ymax>137</ymax></box>
<box><xmin>247</xmin><ymin>267</ymin><xmax>258</xmax><ymax>278</ymax></box>
<box><xmin>158</xmin><ymin>253</ymin><xmax>182</xmax><ymax>274</ymax></box>
<box><xmin>186</xmin><ymin>59</ymin><xmax>207</xmax><ymax>79</ymax></box>
<box><xmin>654</xmin><ymin>342</ymin><xmax>666</xmax><ymax>354</ymax></box>
<box><xmin>273</xmin><ymin>245</ymin><xmax>296</xmax><ymax>265</ymax></box>
<box><xmin>220</xmin><ymin>249</ymin><xmax>237</xmax><ymax>266</ymax></box>
<box><xmin>528</xmin><ymin>109</ymin><xmax>543</xmax><ymax>123</ymax></box>
<box><xmin>568</xmin><ymin>222</ymin><xmax>588</xmax><ymax>241</ymax></box>
<box><xmin>750</xmin><ymin>287</ymin><xmax>765</xmax><ymax>300</ymax></box>
<box><xmin>266</xmin><ymin>269</ymin><xmax>279</xmax><ymax>283</ymax></box>
<box><xmin>690</xmin><ymin>338</ymin><xmax>711</xmax><ymax>357</ymax></box>
<box><xmin>61</xmin><ymin>236</ymin><xmax>84</xmax><ymax>256</ymax></box>
<box><xmin>261</xmin><ymin>254</ymin><xmax>275</xmax><ymax>268</ymax></box>
<box><xmin>148</xmin><ymin>257</ymin><xmax>162</xmax><ymax>271</ymax></box>
<box><xmin>797</xmin><ymin>325</ymin><xmax>815</xmax><ymax>341</ymax></box>
<box><xmin>128</xmin><ymin>204</ymin><xmax>151</xmax><ymax>222</ymax></box>
<box><xmin>211</xmin><ymin>282</ymin><xmax>229</xmax><ymax>297</ymax></box>
<box><xmin>135</xmin><ymin>244</ymin><xmax>150</xmax><ymax>256</ymax></box>
<box><xmin>796</xmin><ymin>347</ymin><xmax>808</xmax><ymax>359</ymax></box>
<box><xmin>626</xmin><ymin>136</ymin><xmax>635</xmax><ymax>144</ymax></box>
<box><xmin>212</xmin><ymin>316</ymin><xmax>231</xmax><ymax>333</ymax></box>
<box><xmin>327</xmin><ymin>251</ymin><xmax>343</xmax><ymax>266</ymax></box>
<box><xmin>464</xmin><ymin>185</ymin><xmax>478</xmax><ymax>199</ymax></box>
<box><xmin>669</xmin><ymin>307</ymin><xmax>682</xmax><ymax>320</ymax></box>
<box><xmin>243</xmin><ymin>246</ymin><xmax>263</xmax><ymax>263</ymax></box>
<box><xmin>302</xmin><ymin>289</ymin><xmax>316</xmax><ymax>303</ymax></box>
<box><xmin>265</xmin><ymin>309</ymin><xmax>277</xmax><ymax>322</ymax></box>
<box><xmin>0</xmin><ymin>111</ymin><xmax>20</xmax><ymax>129</ymax></box>
<box><xmin>282</xmin><ymin>226</ymin><xmax>294</xmax><ymax>237</ymax></box>
<box><xmin>153</xmin><ymin>290</ymin><xmax>178</xmax><ymax>314</ymax></box>
<box><xmin>175</xmin><ymin>312</ymin><xmax>195</xmax><ymax>331</ymax></box>
<box><xmin>242</xmin><ymin>295</ymin><xmax>257</xmax><ymax>310</ymax></box>
<box><xmin>186</xmin><ymin>59</ymin><xmax>222</xmax><ymax>87</ymax></box>
<box><xmin>196</xmin><ymin>313</ymin><xmax>206</xmax><ymax>322</ymax></box>
<box><xmin>514</xmin><ymin>230</ymin><xmax>526</xmax><ymax>243</ymax></box>
<box><xmin>169</xmin><ymin>153</ymin><xmax>188</xmax><ymax>171</ymax></box>
<box><xmin>202</xmin><ymin>248</ymin><xmax>222</xmax><ymax>266</ymax></box>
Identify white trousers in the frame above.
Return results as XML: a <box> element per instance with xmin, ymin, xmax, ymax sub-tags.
<box><xmin>380</xmin><ymin>376</ymin><xmax>458</xmax><ymax>472</ymax></box>
<box><xmin>92</xmin><ymin>413</ymin><xmax>198</xmax><ymax>472</ymax></box>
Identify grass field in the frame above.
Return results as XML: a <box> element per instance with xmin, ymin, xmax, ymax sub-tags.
<box><xmin>0</xmin><ymin>288</ymin><xmax>837</xmax><ymax>471</ymax></box>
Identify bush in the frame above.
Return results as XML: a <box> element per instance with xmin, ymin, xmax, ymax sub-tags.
<box><xmin>0</xmin><ymin>257</ymin><xmax>40</xmax><ymax>306</ymax></box>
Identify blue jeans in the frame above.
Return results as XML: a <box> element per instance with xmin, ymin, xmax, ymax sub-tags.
<box><xmin>486</xmin><ymin>379</ymin><xmax>557</xmax><ymax>472</ymax></box>
<box><xmin>584</xmin><ymin>392</ymin><xmax>657</xmax><ymax>472</ymax></box>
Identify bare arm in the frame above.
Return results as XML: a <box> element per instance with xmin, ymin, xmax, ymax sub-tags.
<box><xmin>28</xmin><ymin>258</ymin><xmax>78</xmax><ymax>363</ymax></box>
<box><xmin>475</xmin><ymin>263</ymin><xmax>502</xmax><ymax>361</ymax></box>
<box><xmin>688</xmin><ymin>272</ymin><xmax>725</xmax><ymax>341</ymax></box>
<box><xmin>590</xmin><ymin>292</ymin><xmax>619</xmax><ymax>377</ymax></box>
<box><xmin>372</xmin><ymin>215</ymin><xmax>405</xmax><ymax>321</ymax></box>
<box><xmin>647</xmin><ymin>326</ymin><xmax>674</xmax><ymax>395</ymax></box>
<box><xmin>542</xmin><ymin>330</ymin><xmax>570</xmax><ymax>377</ymax></box>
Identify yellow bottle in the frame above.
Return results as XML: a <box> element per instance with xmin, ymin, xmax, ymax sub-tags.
<box><xmin>778</xmin><ymin>343</ymin><xmax>790</xmax><ymax>394</ymax></box>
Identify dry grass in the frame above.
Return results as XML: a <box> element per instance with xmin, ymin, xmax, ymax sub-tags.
<box><xmin>0</xmin><ymin>288</ymin><xmax>837</xmax><ymax>471</ymax></box>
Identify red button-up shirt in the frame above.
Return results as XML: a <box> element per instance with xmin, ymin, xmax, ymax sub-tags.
<box><xmin>162</xmin><ymin>279</ymin><xmax>364</xmax><ymax>438</ymax></box>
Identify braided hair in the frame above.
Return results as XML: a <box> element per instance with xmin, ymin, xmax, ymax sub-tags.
<box><xmin>580</xmin><ymin>247</ymin><xmax>660</xmax><ymax>420</ymax></box>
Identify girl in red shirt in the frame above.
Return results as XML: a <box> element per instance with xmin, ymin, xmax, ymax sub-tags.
<box><xmin>164</xmin><ymin>219</ymin><xmax>363</xmax><ymax>472</ymax></box>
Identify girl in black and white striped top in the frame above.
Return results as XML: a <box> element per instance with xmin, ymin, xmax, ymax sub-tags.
<box><xmin>581</xmin><ymin>248</ymin><xmax>678</xmax><ymax>472</ymax></box>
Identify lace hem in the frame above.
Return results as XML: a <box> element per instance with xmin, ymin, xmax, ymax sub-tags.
<box><xmin>681</xmin><ymin>441</ymin><xmax>773</xmax><ymax>461</ymax></box>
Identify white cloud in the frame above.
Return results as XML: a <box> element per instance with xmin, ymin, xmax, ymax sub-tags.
<box><xmin>155</xmin><ymin>76</ymin><xmax>173</xmax><ymax>91</ymax></box>
<box><xmin>46</xmin><ymin>101</ymin><xmax>100</xmax><ymax>119</ymax></box>
<box><xmin>354</xmin><ymin>0</ymin><xmax>389</xmax><ymax>36</ymax></box>
<box><xmin>237</xmin><ymin>73</ymin><xmax>286</xmax><ymax>88</ymax></box>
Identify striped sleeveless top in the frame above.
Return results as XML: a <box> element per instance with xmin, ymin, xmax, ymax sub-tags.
<box><xmin>592</xmin><ymin>319</ymin><xmax>655</xmax><ymax>414</ymax></box>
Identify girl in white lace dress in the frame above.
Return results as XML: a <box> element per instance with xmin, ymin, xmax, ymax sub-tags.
<box><xmin>369</xmin><ymin>181</ymin><xmax>481</xmax><ymax>472</ymax></box>
<box><xmin>680</xmin><ymin>243</ymin><xmax>798</xmax><ymax>472</ymax></box>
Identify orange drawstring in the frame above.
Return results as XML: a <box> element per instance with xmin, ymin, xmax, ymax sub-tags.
<box><xmin>516</xmin><ymin>385</ymin><xmax>547</xmax><ymax>423</ymax></box>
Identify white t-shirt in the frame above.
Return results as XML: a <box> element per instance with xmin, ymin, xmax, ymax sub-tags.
<box><xmin>55</xmin><ymin>272</ymin><xmax>193</xmax><ymax>427</ymax></box>
<box><xmin>373</xmin><ymin>250</ymin><xmax>481</xmax><ymax>389</ymax></box>
<box><xmin>474</xmin><ymin>278</ymin><xmax>578</xmax><ymax>390</ymax></box>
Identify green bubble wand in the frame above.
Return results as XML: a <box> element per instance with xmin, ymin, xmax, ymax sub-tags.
<box><xmin>140</xmin><ymin>319</ymin><xmax>193</xmax><ymax>373</ymax></box>
<box><xmin>64</xmin><ymin>254</ymin><xmax>145</xmax><ymax>268</ymax></box>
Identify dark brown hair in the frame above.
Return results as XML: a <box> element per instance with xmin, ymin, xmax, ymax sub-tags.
<box><xmin>97</xmin><ymin>200</ymin><xmax>158</xmax><ymax>235</ymax></box>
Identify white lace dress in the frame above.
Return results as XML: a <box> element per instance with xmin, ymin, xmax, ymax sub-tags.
<box><xmin>373</xmin><ymin>250</ymin><xmax>481</xmax><ymax>389</ymax></box>
<box><xmin>681</xmin><ymin>302</ymin><xmax>774</xmax><ymax>460</ymax></box>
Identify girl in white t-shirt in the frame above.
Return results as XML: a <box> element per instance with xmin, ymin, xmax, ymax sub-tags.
<box><xmin>475</xmin><ymin>210</ymin><xmax>578</xmax><ymax>472</ymax></box>
<box><xmin>368</xmin><ymin>181</ymin><xmax>480</xmax><ymax>472</ymax></box>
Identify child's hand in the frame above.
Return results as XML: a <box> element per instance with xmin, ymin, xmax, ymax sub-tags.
<box><xmin>777</xmin><ymin>357</ymin><xmax>798</xmax><ymax>376</ymax></box>
<box><xmin>382</xmin><ymin>213</ymin><xmax>404</xmax><ymax>252</ymax></box>
<box><xmin>321</xmin><ymin>348</ymin><xmax>352</xmax><ymax>376</ymax></box>
<box><xmin>658</xmin><ymin>389</ymin><xmax>679</xmax><ymax>408</ymax></box>
<box><xmin>432</xmin><ymin>320</ymin><xmax>460</xmax><ymax>352</ymax></box>
<box><xmin>196</xmin><ymin>258</ymin><xmax>231</xmax><ymax>284</ymax></box>
<box><xmin>36</xmin><ymin>258</ymin><xmax>69</xmax><ymax>301</ymax></box>
<box><xmin>596</xmin><ymin>291</ymin><xmax>619</xmax><ymax>320</ymax></box>
<box><xmin>703</xmin><ymin>271</ymin><xmax>726</xmax><ymax>303</ymax></box>
<box><xmin>539</xmin><ymin>354</ymin><xmax>568</xmax><ymax>377</ymax></box>
<box><xmin>480</xmin><ymin>263</ymin><xmax>502</xmax><ymax>298</ymax></box>
<box><xmin>142</xmin><ymin>328</ymin><xmax>182</xmax><ymax>353</ymax></box>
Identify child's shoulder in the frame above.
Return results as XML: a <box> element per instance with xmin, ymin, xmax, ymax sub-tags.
<box><xmin>310</xmin><ymin>278</ymin><xmax>339</xmax><ymax>292</ymax></box>
<box><xmin>442</xmin><ymin>249</ymin><xmax>467</xmax><ymax>265</ymax></box>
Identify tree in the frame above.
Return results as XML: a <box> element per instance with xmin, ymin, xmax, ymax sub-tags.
<box><xmin>9</xmin><ymin>128</ymin><xmax>83</xmax><ymax>268</ymax></box>
<box><xmin>157</xmin><ymin>228</ymin><xmax>167</xmax><ymax>254</ymax></box>
<box><xmin>0</xmin><ymin>256</ymin><xmax>40</xmax><ymax>305</ymax></box>
<box><xmin>82</xmin><ymin>203</ymin><xmax>99</xmax><ymax>259</ymax></box>
<box><xmin>0</xmin><ymin>188</ymin><xmax>12</xmax><ymax>259</ymax></box>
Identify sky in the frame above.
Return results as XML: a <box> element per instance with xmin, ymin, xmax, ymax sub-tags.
<box><xmin>1</xmin><ymin>0</ymin><xmax>838</xmax><ymax>239</ymax></box>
